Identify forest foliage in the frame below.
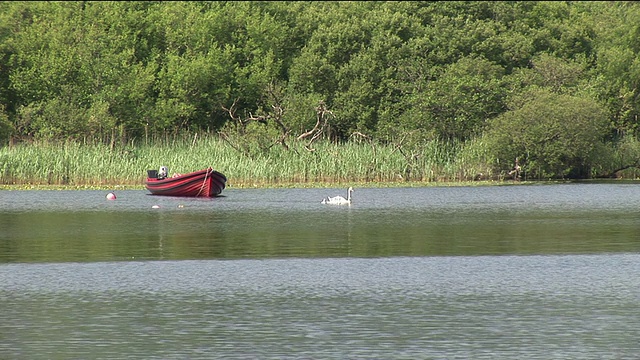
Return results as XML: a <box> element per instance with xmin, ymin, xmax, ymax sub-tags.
<box><xmin>1</xmin><ymin>1</ymin><xmax>640</xmax><ymax>180</ymax></box>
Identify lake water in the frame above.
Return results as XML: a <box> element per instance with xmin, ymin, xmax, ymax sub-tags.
<box><xmin>1</xmin><ymin>183</ymin><xmax>640</xmax><ymax>358</ymax></box>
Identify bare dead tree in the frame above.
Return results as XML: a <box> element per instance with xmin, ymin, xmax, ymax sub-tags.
<box><xmin>388</xmin><ymin>130</ymin><xmax>422</xmax><ymax>181</ymax></box>
<box><xmin>221</xmin><ymin>98</ymin><xmax>242</xmax><ymax>133</ymax></box>
<box><xmin>388</xmin><ymin>131</ymin><xmax>409</xmax><ymax>156</ymax></box>
<box><xmin>221</xmin><ymin>98</ymin><xmax>267</xmax><ymax>136</ymax></box>
<box><xmin>265</xmin><ymin>83</ymin><xmax>291</xmax><ymax>151</ymax></box>
<box><xmin>219</xmin><ymin>98</ymin><xmax>253</xmax><ymax>157</ymax></box>
<box><xmin>218</xmin><ymin>130</ymin><xmax>251</xmax><ymax>157</ymax></box>
<box><xmin>350</xmin><ymin>131</ymin><xmax>380</xmax><ymax>181</ymax></box>
<box><xmin>297</xmin><ymin>100</ymin><xmax>334</xmax><ymax>151</ymax></box>
<box><xmin>508</xmin><ymin>157</ymin><xmax>522</xmax><ymax>181</ymax></box>
<box><xmin>219</xmin><ymin>82</ymin><xmax>292</xmax><ymax>155</ymax></box>
<box><xmin>596</xmin><ymin>160</ymin><xmax>640</xmax><ymax>178</ymax></box>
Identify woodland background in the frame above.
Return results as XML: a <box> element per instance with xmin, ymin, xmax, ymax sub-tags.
<box><xmin>1</xmin><ymin>1</ymin><xmax>640</xmax><ymax>181</ymax></box>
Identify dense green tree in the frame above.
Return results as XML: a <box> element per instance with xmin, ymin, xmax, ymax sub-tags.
<box><xmin>8</xmin><ymin>2</ymin><xmax>158</xmax><ymax>141</ymax></box>
<box><xmin>396</xmin><ymin>56</ymin><xmax>507</xmax><ymax>142</ymax></box>
<box><xmin>588</xmin><ymin>2</ymin><xmax>640</xmax><ymax>136</ymax></box>
<box><xmin>482</xmin><ymin>88</ymin><xmax>609</xmax><ymax>179</ymax></box>
<box><xmin>0</xmin><ymin>0</ymin><xmax>639</xmax><ymax>180</ymax></box>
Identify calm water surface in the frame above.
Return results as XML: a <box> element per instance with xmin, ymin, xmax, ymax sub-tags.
<box><xmin>1</xmin><ymin>183</ymin><xmax>640</xmax><ymax>358</ymax></box>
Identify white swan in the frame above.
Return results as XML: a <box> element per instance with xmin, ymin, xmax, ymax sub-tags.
<box><xmin>321</xmin><ymin>187</ymin><xmax>353</xmax><ymax>205</ymax></box>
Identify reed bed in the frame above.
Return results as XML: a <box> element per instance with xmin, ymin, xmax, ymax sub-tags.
<box><xmin>0</xmin><ymin>134</ymin><xmax>491</xmax><ymax>188</ymax></box>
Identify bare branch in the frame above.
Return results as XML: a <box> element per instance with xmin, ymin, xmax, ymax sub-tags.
<box><xmin>221</xmin><ymin>82</ymin><xmax>293</xmax><ymax>152</ymax></box>
<box><xmin>299</xmin><ymin>100</ymin><xmax>334</xmax><ymax>151</ymax></box>
<box><xmin>218</xmin><ymin>131</ymin><xmax>250</xmax><ymax>157</ymax></box>
<box><xmin>221</xmin><ymin>98</ymin><xmax>239</xmax><ymax>122</ymax></box>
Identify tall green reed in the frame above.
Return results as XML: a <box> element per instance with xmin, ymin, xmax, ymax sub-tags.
<box><xmin>1</xmin><ymin>134</ymin><xmax>479</xmax><ymax>186</ymax></box>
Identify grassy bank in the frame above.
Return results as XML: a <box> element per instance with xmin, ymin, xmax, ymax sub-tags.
<box><xmin>1</xmin><ymin>134</ymin><xmax>508</xmax><ymax>188</ymax></box>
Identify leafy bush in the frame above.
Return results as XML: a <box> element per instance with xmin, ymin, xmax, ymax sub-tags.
<box><xmin>481</xmin><ymin>88</ymin><xmax>609</xmax><ymax>179</ymax></box>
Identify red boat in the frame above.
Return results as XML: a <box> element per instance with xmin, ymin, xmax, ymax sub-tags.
<box><xmin>145</xmin><ymin>167</ymin><xmax>227</xmax><ymax>197</ymax></box>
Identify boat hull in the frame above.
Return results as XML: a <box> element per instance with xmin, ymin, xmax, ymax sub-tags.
<box><xmin>145</xmin><ymin>168</ymin><xmax>227</xmax><ymax>197</ymax></box>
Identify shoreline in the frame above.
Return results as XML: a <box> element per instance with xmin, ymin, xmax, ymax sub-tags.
<box><xmin>0</xmin><ymin>179</ymin><xmax>588</xmax><ymax>191</ymax></box>
<box><xmin>2</xmin><ymin>178</ymin><xmax>638</xmax><ymax>191</ymax></box>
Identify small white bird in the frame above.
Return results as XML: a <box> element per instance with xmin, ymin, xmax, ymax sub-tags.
<box><xmin>321</xmin><ymin>187</ymin><xmax>353</xmax><ymax>205</ymax></box>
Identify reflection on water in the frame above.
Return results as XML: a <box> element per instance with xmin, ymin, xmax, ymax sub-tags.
<box><xmin>2</xmin><ymin>183</ymin><xmax>640</xmax><ymax>262</ymax></box>
<box><xmin>1</xmin><ymin>183</ymin><xmax>640</xmax><ymax>358</ymax></box>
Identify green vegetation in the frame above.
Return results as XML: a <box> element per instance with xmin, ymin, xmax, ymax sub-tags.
<box><xmin>3</xmin><ymin>133</ymin><xmax>638</xmax><ymax>188</ymax></box>
<box><xmin>1</xmin><ymin>1</ymin><xmax>640</xmax><ymax>184</ymax></box>
<box><xmin>0</xmin><ymin>135</ymin><xmax>491</xmax><ymax>187</ymax></box>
